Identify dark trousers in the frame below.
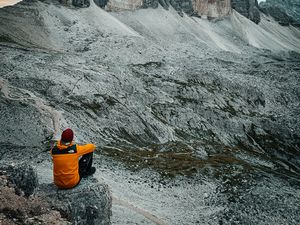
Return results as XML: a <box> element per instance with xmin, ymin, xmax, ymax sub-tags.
<box><xmin>79</xmin><ymin>152</ymin><xmax>93</xmax><ymax>178</ymax></box>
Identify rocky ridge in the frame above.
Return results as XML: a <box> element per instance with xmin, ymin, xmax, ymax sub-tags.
<box><xmin>93</xmin><ymin>0</ymin><xmax>258</xmax><ymax>22</ymax></box>
<box><xmin>61</xmin><ymin>0</ymin><xmax>300</xmax><ymax>25</ymax></box>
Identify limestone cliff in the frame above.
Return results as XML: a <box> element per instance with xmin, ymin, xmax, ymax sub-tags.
<box><xmin>192</xmin><ymin>0</ymin><xmax>231</xmax><ymax>19</ymax></box>
<box><xmin>103</xmin><ymin>0</ymin><xmax>230</xmax><ymax>18</ymax></box>
<box><xmin>94</xmin><ymin>0</ymin><xmax>258</xmax><ymax>22</ymax></box>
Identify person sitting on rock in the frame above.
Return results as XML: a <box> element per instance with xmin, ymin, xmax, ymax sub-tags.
<box><xmin>50</xmin><ymin>128</ymin><xmax>96</xmax><ymax>189</ymax></box>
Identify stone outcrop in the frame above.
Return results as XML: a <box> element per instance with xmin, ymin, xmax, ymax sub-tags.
<box><xmin>231</xmin><ymin>0</ymin><xmax>260</xmax><ymax>23</ymax></box>
<box><xmin>93</xmin><ymin>0</ymin><xmax>230</xmax><ymax>18</ymax></box>
<box><xmin>59</xmin><ymin>0</ymin><xmax>90</xmax><ymax>7</ymax></box>
<box><xmin>0</xmin><ymin>164</ymin><xmax>69</xmax><ymax>224</ymax></box>
<box><xmin>143</xmin><ymin>0</ymin><xmax>230</xmax><ymax>18</ymax></box>
<box><xmin>0</xmin><ymin>164</ymin><xmax>112</xmax><ymax>225</ymax></box>
<box><xmin>36</xmin><ymin>179</ymin><xmax>112</xmax><ymax>225</ymax></box>
<box><xmin>142</xmin><ymin>0</ymin><xmax>158</xmax><ymax>8</ymax></box>
<box><xmin>93</xmin><ymin>0</ymin><xmax>108</xmax><ymax>8</ymax></box>
<box><xmin>72</xmin><ymin>0</ymin><xmax>90</xmax><ymax>7</ymax></box>
<box><xmin>192</xmin><ymin>0</ymin><xmax>231</xmax><ymax>19</ymax></box>
<box><xmin>93</xmin><ymin>0</ymin><xmax>258</xmax><ymax>21</ymax></box>
<box><xmin>259</xmin><ymin>0</ymin><xmax>300</xmax><ymax>27</ymax></box>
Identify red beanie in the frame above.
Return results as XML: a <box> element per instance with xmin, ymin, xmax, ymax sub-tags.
<box><xmin>61</xmin><ymin>128</ymin><xmax>74</xmax><ymax>143</ymax></box>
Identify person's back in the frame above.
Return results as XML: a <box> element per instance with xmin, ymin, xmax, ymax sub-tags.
<box><xmin>51</xmin><ymin>128</ymin><xmax>96</xmax><ymax>189</ymax></box>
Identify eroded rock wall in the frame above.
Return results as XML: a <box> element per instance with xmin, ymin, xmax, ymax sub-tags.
<box><xmin>72</xmin><ymin>0</ymin><xmax>90</xmax><ymax>7</ymax></box>
<box><xmin>143</xmin><ymin>0</ymin><xmax>230</xmax><ymax>17</ymax></box>
<box><xmin>142</xmin><ymin>0</ymin><xmax>195</xmax><ymax>15</ymax></box>
<box><xmin>37</xmin><ymin>179</ymin><xmax>112</xmax><ymax>225</ymax></box>
<box><xmin>192</xmin><ymin>0</ymin><xmax>231</xmax><ymax>19</ymax></box>
<box><xmin>96</xmin><ymin>0</ymin><xmax>257</xmax><ymax>21</ymax></box>
<box><xmin>231</xmin><ymin>0</ymin><xmax>260</xmax><ymax>23</ymax></box>
<box><xmin>106</xmin><ymin>0</ymin><xmax>230</xmax><ymax>18</ymax></box>
<box><xmin>259</xmin><ymin>0</ymin><xmax>300</xmax><ymax>27</ymax></box>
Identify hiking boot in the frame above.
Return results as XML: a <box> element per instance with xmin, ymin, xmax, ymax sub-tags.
<box><xmin>85</xmin><ymin>167</ymin><xmax>96</xmax><ymax>176</ymax></box>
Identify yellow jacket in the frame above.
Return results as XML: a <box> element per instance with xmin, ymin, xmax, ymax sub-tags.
<box><xmin>51</xmin><ymin>141</ymin><xmax>96</xmax><ymax>189</ymax></box>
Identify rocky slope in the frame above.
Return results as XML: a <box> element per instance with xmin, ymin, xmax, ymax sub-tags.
<box><xmin>0</xmin><ymin>0</ymin><xmax>300</xmax><ymax>224</ymax></box>
<box><xmin>259</xmin><ymin>0</ymin><xmax>300</xmax><ymax>27</ymax></box>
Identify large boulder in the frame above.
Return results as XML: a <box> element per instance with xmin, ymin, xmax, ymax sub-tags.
<box><xmin>0</xmin><ymin>164</ymin><xmax>69</xmax><ymax>224</ymax></box>
<box><xmin>0</xmin><ymin>163</ymin><xmax>112</xmax><ymax>225</ymax></box>
<box><xmin>36</xmin><ymin>177</ymin><xmax>112</xmax><ymax>225</ymax></box>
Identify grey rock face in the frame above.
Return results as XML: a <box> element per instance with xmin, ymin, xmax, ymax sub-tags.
<box><xmin>104</xmin><ymin>0</ymin><xmax>255</xmax><ymax>20</ymax></box>
<box><xmin>260</xmin><ymin>6</ymin><xmax>291</xmax><ymax>26</ymax></box>
<box><xmin>170</xmin><ymin>0</ymin><xmax>194</xmax><ymax>15</ymax></box>
<box><xmin>143</xmin><ymin>0</ymin><xmax>159</xmax><ymax>8</ymax></box>
<box><xmin>143</xmin><ymin>0</ymin><xmax>194</xmax><ymax>15</ymax></box>
<box><xmin>37</xmin><ymin>178</ymin><xmax>112</xmax><ymax>225</ymax></box>
<box><xmin>259</xmin><ymin>0</ymin><xmax>300</xmax><ymax>27</ymax></box>
<box><xmin>231</xmin><ymin>0</ymin><xmax>260</xmax><ymax>23</ymax></box>
<box><xmin>94</xmin><ymin>0</ymin><xmax>109</xmax><ymax>8</ymax></box>
<box><xmin>72</xmin><ymin>0</ymin><xmax>90</xmax><ymax>7</ymax></box>
<box><xmin>192</xmin><ymin>0</ymin><xmax>231</xmax><ymax>19</ymax></box>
